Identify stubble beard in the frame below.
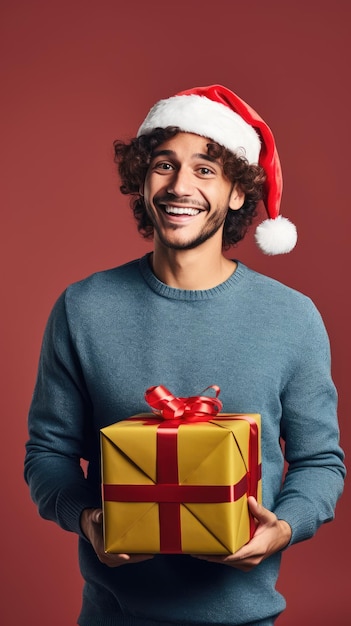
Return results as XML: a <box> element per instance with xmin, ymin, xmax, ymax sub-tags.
<box><xmin>147</xmin><ymin>204</ymin><xmax>228</xmax><ymax>251</ymax></box>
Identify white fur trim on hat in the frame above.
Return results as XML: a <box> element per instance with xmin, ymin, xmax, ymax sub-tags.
<box><xmin>255</xmin><ymin>215</ymin><xmax>297</xmax><ymax>255</ymax></box>
<box><xmin>137</xmin><ymin>94</ymin><xmax>261</xmax><ymax>164</ymax></box>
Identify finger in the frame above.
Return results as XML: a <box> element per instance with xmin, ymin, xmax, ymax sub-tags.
<box><xmin>101</xmin><ymin>553</ymin><xmax>154</xmax><ymax>568</ymax></box>
<box><xmin>128</xmin><ymin>554</ymin><xmax>155</xmax><ymax>564</ymax></box>
<box><xmin>191</xmin><ymin>554</ymin><xmax>241</xmax><ymax>564</ymax></box>
<box><xmin>247</xmin><ymin>497</ymin><xmax>275</xmax><ymax>524</ymax></box>
<box><xmin>229</xmin><ymin>539</ymin><xmax>261</xmax><ymax>561</ymax></box>
<box><xmin>98</xmin><ymin>552</ymin><xmax>130</xmax><ymax>567</ymax></box>
<box><xmin>190</xmin><ymin>554</ymin><xmax>256</xmax><ymax>571</ymax></box>
<box><xmin>92</xmin><ymin>509</ymin><xmax>103</xmax><ymax>524</ymax></box>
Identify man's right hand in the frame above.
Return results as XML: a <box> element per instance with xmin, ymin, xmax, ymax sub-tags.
<box><xmin>80</xmin><ymin>508</ymin><xmax>154</xmax><ymax>567</ymax></box>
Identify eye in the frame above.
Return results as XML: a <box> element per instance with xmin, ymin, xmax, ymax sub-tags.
<box><xmin>153</xmin><ymin>161</ymin><xmax>174</xmax><ymax>172</ymax></box>
<box><xmin>197</xmin><ymin>166</ymin><xmax>215</xmax><ymax>176</ymax></box>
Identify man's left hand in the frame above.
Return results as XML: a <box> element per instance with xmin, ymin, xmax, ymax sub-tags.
<box><xmin>192</xmin><ymin>496</ymin><xmax>292</xmax><ymax>572</ymax></box>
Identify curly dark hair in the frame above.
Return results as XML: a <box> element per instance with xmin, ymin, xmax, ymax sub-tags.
<box><xmin>114</xmin><ymin>127</ymin><xmax>266</xmax><ymax>248</ymax></box>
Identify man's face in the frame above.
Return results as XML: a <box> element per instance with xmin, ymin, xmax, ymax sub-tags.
<box><xmin>143</xmin><ymin>132</ymin><xmax>244</xmax><ymax>251</ymax></box>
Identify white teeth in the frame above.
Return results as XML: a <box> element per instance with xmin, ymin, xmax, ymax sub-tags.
<box><xmin>164</xmin><ymin>206</ymin><xmax>200</xmax><ymax>216</ymax></box>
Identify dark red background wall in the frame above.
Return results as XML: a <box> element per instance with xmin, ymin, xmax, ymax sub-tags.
<box><xmin>1</xmin><ymin>1</ymin><xmax>350</xmax><ymax>624</ymax></box>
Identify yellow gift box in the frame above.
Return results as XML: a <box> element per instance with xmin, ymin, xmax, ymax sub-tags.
<box><xmin>101</xmin><ymin>404</ymin><xmax>262</xmax><ymax>555</ymax></box>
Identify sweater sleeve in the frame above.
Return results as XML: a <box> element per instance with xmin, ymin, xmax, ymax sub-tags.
<box><xmin>24</xmin><ymin>291</ymin><xmax>101</xmax><ymax>537</ymax></box>
<box><xmin>273</xmin><ymin>301</ymin><xmax>346</xmax><ymax>545</ymax></box>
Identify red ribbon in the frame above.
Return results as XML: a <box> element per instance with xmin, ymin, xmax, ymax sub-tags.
<box><xmin>104</xmin><ymin>478</ymin><xmax>248</xmax><ymax>503</ymax></box>
<box><xmin>144</xmin><ymin>384</ymin><xmax>223</xmax><ymax>420</ymax></box>
<box><xmin>103</xmin><ymin>386</ymin><xmax>261</xmax><ymax>553</ymax></box>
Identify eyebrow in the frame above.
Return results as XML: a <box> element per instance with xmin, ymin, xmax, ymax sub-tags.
<box><xmin>151</xmin><ymin>149</ymin><xmax>219</xmax><ymax>164</ymax></box>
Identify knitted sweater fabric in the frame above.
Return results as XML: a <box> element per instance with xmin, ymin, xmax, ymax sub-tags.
<box><xmin>25</xmin><ymin>255</ymin><xmax>345</xmax><ymax>626</ymax></box>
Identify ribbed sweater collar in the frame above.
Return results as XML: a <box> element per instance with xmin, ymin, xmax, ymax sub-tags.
<box><xmin>139</xmin><ymin>253</ymin><xmax>246</xmax><ymax>301</ymax></box>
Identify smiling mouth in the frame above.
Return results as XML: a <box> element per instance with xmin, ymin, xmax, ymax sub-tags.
<box><xmin>162</xmin><ymin>205</ymin><xmax>203</xmax><ymax>216</ymax></box>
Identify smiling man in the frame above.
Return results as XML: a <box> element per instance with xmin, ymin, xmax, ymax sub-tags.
<box><xmin>144</xmin><ymin>133</ymin><xmax>243</xmax><ymax>248</ymax></box>
<box><xmin>141</xmin><ymin>132</ymin><xmax>245</xmax><ymax>289</ymax></box>
<box><xmin>25</xmin><ymin>85</ymin><xmax>345</xmax><ymax>626</ymax></box>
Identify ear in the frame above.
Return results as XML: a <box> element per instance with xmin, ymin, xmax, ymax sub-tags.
<box><xmin>228</xmin><ymin>184</ymin><xmax>245</xmax><ymax>211</ymax></box>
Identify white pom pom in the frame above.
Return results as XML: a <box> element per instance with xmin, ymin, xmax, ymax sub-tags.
<box><xmin>255</xmin><ymin>215</ymin><xmax>297</xmax><ymax>255</ymax></box>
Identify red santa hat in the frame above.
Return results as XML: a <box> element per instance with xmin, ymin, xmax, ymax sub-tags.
<box><xmin>137</xmin><ymin>84</ymin><xmax>297</xmax><ymax>255</ymax></box>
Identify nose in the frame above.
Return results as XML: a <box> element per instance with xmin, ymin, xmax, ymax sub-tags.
<box><xmin>167</xmin><ymin>166</ymin><xmax>194</xmax><ymax>196</ymax></box>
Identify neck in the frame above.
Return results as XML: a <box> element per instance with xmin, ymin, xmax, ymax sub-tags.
<box><xmin>150</xmin><ymin>243</ymin><xmax>237</xmax><ymax>290</ymax></box>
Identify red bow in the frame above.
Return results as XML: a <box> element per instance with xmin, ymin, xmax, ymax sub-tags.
<box><xmin>144</xmin><ymin>384</ymin><xmax>223</xmax><ymax>420</ymax></box>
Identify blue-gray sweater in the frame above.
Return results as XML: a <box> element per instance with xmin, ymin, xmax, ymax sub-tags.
<box><xmin>25</xmin><ymin>256</ymin><xmax>345</xmax><ymax>626</ymax></box>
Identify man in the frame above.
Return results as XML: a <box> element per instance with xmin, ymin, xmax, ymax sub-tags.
<box><xmin>25</xmin><ymin>85</ymin><xmax>345</xmax><ymax>626</ymax></box>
